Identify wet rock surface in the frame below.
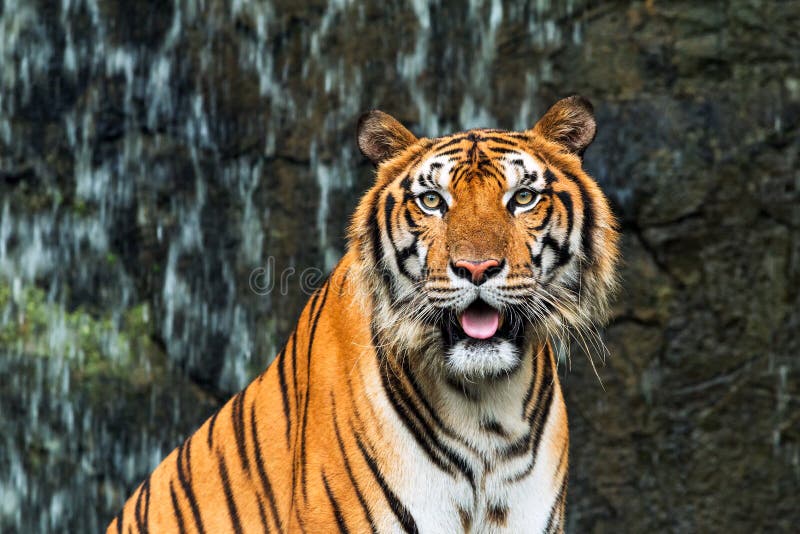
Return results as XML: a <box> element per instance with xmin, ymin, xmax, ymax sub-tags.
<box><xmin>0</xmin><ymin>1</ymin><xmax>797</xmax><ymax>531</ymax></box>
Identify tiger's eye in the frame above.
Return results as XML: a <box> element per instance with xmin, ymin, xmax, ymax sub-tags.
<box><xmin>421</xmin><ymin>192</ymin><xmax>443</xmax><ymax>210</ymax></box>
<box><xmin>514</xmin><ymin>189</ymin><xmax>535</xmax><ymax>206</ymax></box>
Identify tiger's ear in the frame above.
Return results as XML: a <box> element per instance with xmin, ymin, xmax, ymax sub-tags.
<box><xmin>532</xmin><ymin>95</ymin><xmax>596</xmax><ymax>155</ymax></box>
<box><xmin>357</xmin><ymin>110</ymin><xmax>418</xmax><ymax>165</ymax></box>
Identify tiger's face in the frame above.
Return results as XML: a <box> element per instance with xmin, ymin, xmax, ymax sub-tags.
<box><xmin>352</xmin><ymin>96</ymin><xmax>619</xmax><ymax>379</ymax></box>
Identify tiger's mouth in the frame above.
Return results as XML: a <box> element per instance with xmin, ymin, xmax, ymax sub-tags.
<box><xmin>441</xmin><ymin>299</ymin><xmax>523</xmax><ymax>347</ymax></box>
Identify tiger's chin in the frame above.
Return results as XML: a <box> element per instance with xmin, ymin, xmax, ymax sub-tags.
<box><xmin>440</xmin><ymin>300</ymin><xmax>528</xmax><ymax>380</ymax></box>
<box><xmin>444</xmin><ymin>338</ymin><xmax>523</xmax><ymax>380</ymax></box>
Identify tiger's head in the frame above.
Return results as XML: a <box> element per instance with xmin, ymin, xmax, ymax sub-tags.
<box><xmin>350</xmin><ymin>96</ymin><xmax>619</xmax><ymax>380</ymax></box>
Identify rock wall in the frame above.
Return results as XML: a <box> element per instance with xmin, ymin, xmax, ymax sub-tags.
<box><xmin>0</xmin><ymin>0</ymin><xmax>797</xmax><ymax>531</ymax></box>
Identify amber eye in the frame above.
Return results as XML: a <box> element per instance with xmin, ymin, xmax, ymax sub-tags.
<box><xmin>420</xmin><ymin>191</ymin><xmax>444</xmax><ymax>211</ymax></box>
<box><xmin>514</xmin><ymin>189</ymin><xmax>536</xmax><ymax>206</ymax></box>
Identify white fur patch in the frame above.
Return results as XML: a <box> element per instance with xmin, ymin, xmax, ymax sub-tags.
<box><xmin>411</xmin><ymin>155</ymin><xmax>456</xmax><ymax>206</ymax></box>
<box><xmin>500</xmin><ymin>152</ymin><xmax>546</xmax><ymax>191</ymax></box>
<box><xmin>446</xmin><ymin>338</ymin><xmax>520</xmax><ymax>378</ymax></box>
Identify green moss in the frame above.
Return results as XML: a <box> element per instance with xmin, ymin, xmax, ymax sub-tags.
<box><xmin>0</xmin><ymin>282</ymin><xmax>164</xmax><ymax>382</ymax></box>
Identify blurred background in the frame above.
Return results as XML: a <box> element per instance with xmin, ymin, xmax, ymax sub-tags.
<box><xmin>0</xmin><ymin>0</ymin><xmax>797</xmax><ymax>532</ymax></box>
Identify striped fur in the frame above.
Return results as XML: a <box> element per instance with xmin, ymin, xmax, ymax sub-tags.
<box><xmin>108</xmin><ymin>96</ymin><xmax>619</xmax><ymax>533</ymax></box>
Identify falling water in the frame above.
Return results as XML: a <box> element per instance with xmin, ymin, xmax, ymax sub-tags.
<box><xmin>0</xmin><ymin>0</ymin><xmax>591</xmax><ymax>530</ymax></box>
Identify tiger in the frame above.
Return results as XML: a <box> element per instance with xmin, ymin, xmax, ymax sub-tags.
<box><xmin>108</xmin><ymin>95</ymin><xmax>619</xmax><ymax>534</ymax></box>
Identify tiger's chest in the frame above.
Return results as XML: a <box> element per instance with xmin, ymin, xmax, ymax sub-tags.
<box><xmin>368</xmin><ymin>374</ymin><xmax>568</xmax><ymax>533</ymax></box>
<box><xmin>379</xmin><ymin>429</ymin><xmax>567</xmax><ymax>533</ymax></box>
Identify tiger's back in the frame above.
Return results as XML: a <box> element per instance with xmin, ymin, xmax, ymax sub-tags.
<box><xmin>109</xmin><ymin>96</ymin><xmax>619</xmax><ymax>533</ymax></box>
<box><xmin>111</xmin><ymin>254</ymin><xmax>390</xmax><ymax>532</ymax></box>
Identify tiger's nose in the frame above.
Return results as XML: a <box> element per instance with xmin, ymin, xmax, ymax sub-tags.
<box><xmin>452</xmin><ymin>259</ymin><xmax>504</xmax><ymax>285</ymax></box>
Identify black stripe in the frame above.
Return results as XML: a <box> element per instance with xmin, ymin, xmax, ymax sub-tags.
<box><xmin>114</xmin><ymin>509</ymin><xmax>124</xmax><ymax>534</ymax></box>
<box><xmin>540</xmin><ymin>234</ymin><xmax>572</xmax><ymax>269</ymax></box>
<box><xmin>480</xmin><ymin>419</ymin><xmax>508</xmax><ymax>438</ymax></box>
<box><xmin>291</xmin><ymin>327</ymin><xmax>300</xmax><ymax>424</ymax></box>
<box><xmin>277</xmin><ymin>338</ymin><xmax>292</xmax><ymax>446</ymax></box>
<box><xmin>289</xmin><ymin>318</ymin><xmax>301</xmax><ymax>507</ymax></box>
<box><xmin>338</xmin><ymin>267</ymin><xmax>351</xmax><ymax>296</ymax></box>
<box><xmin>450</xmin><ymin>164</ymin><xmax>470</xmax><ymax>187</ymax></box>
<box><xmin>232</xmin><ymin>391</ymin><xmax>251</xmax><ymax>476</ymax></box>
<box><xmin>176</xmin><ymin>438</ymin><xmax>207</xmax><ymax>534</ymax></box>
<box><xmin>522</xmin><ymin>169</ymin><xmax>540</xmax><ymax>185</ymax></box>
<box><xmin>501</xmin><ymin>432</ymin><xmax>531</xmax><ymax>459</ymax></box>
<box><xmin>383</xmin><ymin>194</ymin><xmax>417</xmax><ymax>282</ymax></box>
<box><xmin>331</xmin><ymin>395</ymin><xmax>378</xmax><ymax>534</ymax></box>
<box><xmin>483</xmin><ymin>135</ymin><xmax>519</xmax><ymax>146</ymax></box>
<box><xmin>486</xmin><ymin>146</ymin><xmax>519</xmax><ymax>154</ymax></box>
<box><xmin>256</xmin><ymin>496</ymin><xmax>270</xmax><ymax>534</ymax></box>
<box><xmin>169</xmin><ymin>481</ymin><xmax>188</xmax><ymax>534</ymax></box>
<box><xmin>421</xmin><ymin>171</ymin><xmax>438</xmax><ymax>190</ymax></box>
<box><xmin>528</xmin><ymin>380</ymin><xmax>555</xmax><ymax>465</ymax></box>
<box><xmin>250</xmin><ymin>399</ymin><xmax>283</xmax><ymax>533</ymax></box>
<box><xmin>307</xmin><ymin>288</ymin><xmax>322</xmax><ymax>331</ymax></box>
<box><xmin>322</xmin><ymin>471</ymin><xmax>350</xmax><ymax>534</ymax></box>
<box><xmin>367</xmin><ymin>195</ymin><xmax>396</xmax><ymax>294</ymax></box>
<box><xmin>555</xmin><ymin>191</ymin><xmax>574</xmax><ymax>247</ymax></box>
<box><xmin>404</xmin><ymin>208</ymin><xmax>419</xmax><ymax>230</ymax></box>
<box><xmin>531</xmin><ymin>202</ymin><xmax>553</xmax><ymax>230</ymax></box>
<box><xmin>395</xmin><ymin>243</ymin><xmax>418</xmax><ymax>265</ymax></box>
<box><xmin>217</xmin><ymin>451</ymin><xmax>244</xmax><ymax>534</ymax></box>
<box><xmin>486</xmin><ymin>504</ymin><xmax>509</xmax><ymax>525</ymax></box>
<box><xmin>522</xmin><ymin>345</ymin><xmax>545</xmax><ymax>416</ymax></box>
<box><xmin>544</xmin><ymin>476</ymin><xmax>568</xmax><ymax>533</ymax></box>
<box><xmin>435</xmin><ymin>147</ymin><xmax>463</xmax><ymax>157</ymax></box>
<box><xmin>134</xmin><ymin>478</ymin><xmax>150</xmax><ymax>534</ymax></box>
<box><xmin>207</xmin><ymin>409</ymin><xmax>220</xmax><ymax>450</ymax></box>
<box><xmin>531</xmin><ymin>343</ymin><xmax>554</xmax><ymax>418</ymax></box>
<box><xmin>292</xmin><ymin>506</ymin><xmax>308</xmax><ymax>534</ymax></box>
<box><xmin>433</xmin><ymin>135</ymin><xmax>466</xmax><ymax>151</ymax></box>
<box><xmin>369</xmin><ymin>195</ymin><xmax>385</xmax><ymax>268</ymax></box>
<box><xmin>353</xmin><ymin>431</ymin><xmax>419</xmax><ymax>534</ymax></box>
<box><xmin>383</xmin><ymin>195</ymin><xmax>396</xmax><ymax>236</ymax></box>
<box><xmin>143</xmin><ymin>478</ymin><xmax>151</xmax><ymax>533</ymax></box>
<box><xmin>561</xmin><ymin>169</ymin><xmax>596</xmax><ymax>259</ymax></box>
<box><xmin>509</xmin><ymin>376</ymin><xmax>556</xmax><ymax>481</ymax></box>
<box><xmin>300</xmin><ymin>281</ymin><xmax>331</xmax><ymax>502</ymax></box>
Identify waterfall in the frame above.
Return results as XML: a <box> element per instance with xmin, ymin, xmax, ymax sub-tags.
<box><xmin>0</xmin><ymin>0</ymin><xmax>597</xmax><ymax>530</ymax></box>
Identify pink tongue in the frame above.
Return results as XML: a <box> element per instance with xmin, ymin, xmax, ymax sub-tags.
<box><xmin>459</xmin><ymin>306</ymin><xmax>500</xmax><ymax>339</ymax></box>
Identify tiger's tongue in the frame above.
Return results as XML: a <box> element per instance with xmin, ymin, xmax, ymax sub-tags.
<box><xmin>459</xmin><ymin>304</ymin><xmax>500</xmax><ymax>340</ymax></box>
